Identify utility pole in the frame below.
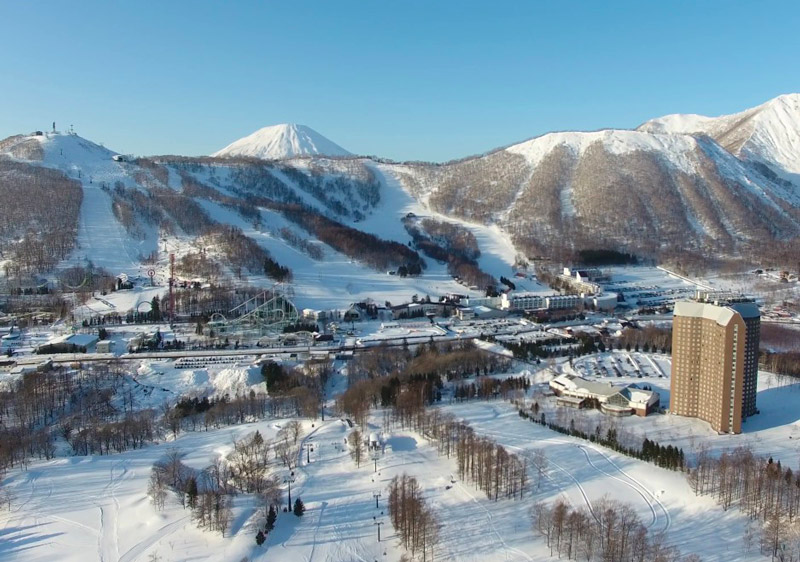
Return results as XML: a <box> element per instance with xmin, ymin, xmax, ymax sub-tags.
<box><xmin>373</xmin><ymin>517</ymin><xmax>384</xmax><ymax>542</ymax></box>
<box><xmin>373</xmin><ymin>491</ymin><xmax>381</xmax><ymax>509</ymax></box>
<box><xmin>284</xmin><ymin>471</ymin><xmax>295</xmax><ymax>512</ymax></box>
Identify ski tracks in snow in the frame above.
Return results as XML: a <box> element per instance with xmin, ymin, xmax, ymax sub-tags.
<box><xmin>456</xmin><ymin>481</ymin><xmax>535</xmax><ymax>562</ymax></box>
<box><xmin>96</xmin><ymin>459</ymin><xmax>133</xmax><ymax>562</ymax></box>
<box><xmin>473</xmin><ymin>426</ymin><xmax>672</xmax><ymax>534</ymax></box>
<box><xmin>579</xmin><ymin>443</ymin><xmax>671</xmax><ymax>533</ymax></box>
<box><xmin>117</xmin><ymin>515</ymin><xmax>190</xmax><ymax>562</ymax></box>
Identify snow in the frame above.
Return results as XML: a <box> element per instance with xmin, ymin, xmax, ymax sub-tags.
<box><xmin>0</xmin><ymin>399</ymin><xmax>762</xmax><ymax>562</ymax></box>
<box><xmin>4</xmin><ymin>349</ymin><xmax>800</xmax><ymax>561</ymax></box>
<box><xmin>134</xmin><ymin>360</ymin><xmax>264</xmax><ymax>404</ymax></box>
<box><xmin>212</xmin><ymin>124</ymin><xmax>353</xmax><ymax>160</ymax></box>
<box><xmin>505</xmin><ymin>128</ymin><xmax>701</xmax><ymax>175</ymax></box>
<box><xmin>25</xmin><ymin>133</ymin><xmax>159</xmax><ymax>275</ymax></box>
<box><xmin>370</xmin><ymin>164</ymin><xmax>522</xmax><ymax>281</ymax></box>
<box><xmin>73</xmin><ymin>286</ymin><xmax>167</xmax><ymax>319</ymax></box>
<box><xmin>640</xmin><ymin>93</ymin><xmax>800</xmax><ymax>178</ymax></box>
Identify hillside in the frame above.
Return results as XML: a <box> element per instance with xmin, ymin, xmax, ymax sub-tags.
<box><xmin>389</xmin><ymin>126</ymin><xmax>800</xmax><ymax>263</ymax></box>
<box><xmin>0</xmin><ymin>132</ymin><xmax>511</xmax><ymax>310</ymax></box>
<box><xmin>639</xmin><ymin>93</ymin><xmax>800</xmax><ymax>182</ymax></box>
<box><xmin>212</xmin><ymin>124</ymin><xmax>353</xmax><ymax>160</ymax></box>
<box><xmin>2</xmin><ymin>94</ymin><xmax>800</xmax><ymax>307</ymax></box>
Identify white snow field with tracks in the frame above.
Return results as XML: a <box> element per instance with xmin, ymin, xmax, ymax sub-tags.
<box><xmin>5</xmin><ymin>361</ymin><xmax>797</xmax><ymax>561</ymax></box>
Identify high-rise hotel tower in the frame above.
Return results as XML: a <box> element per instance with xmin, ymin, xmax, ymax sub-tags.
<box><xmin>670</xmin><ymin>300</ymin><xmax>760</xmax><ymax>434</ymax></box>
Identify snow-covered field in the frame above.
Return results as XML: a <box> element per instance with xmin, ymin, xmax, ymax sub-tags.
<box><xmin>1</xmin><ymin>393</ymin><xmax>770</xmax><ymax>562</ymax></box>
<box><xmin>6</xmin><ymin>350</ymin><xmax>799</xmax><ymax>562</ymax></box>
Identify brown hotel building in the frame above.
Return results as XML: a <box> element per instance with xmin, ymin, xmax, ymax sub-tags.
<box><xmin>670</xmin><ymin>301</ymin><xmax>760</xmax><ymax>434</ymax></box>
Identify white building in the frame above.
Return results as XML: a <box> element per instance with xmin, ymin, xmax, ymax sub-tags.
<box><xmin>501</xmin><ymin>292</ymin><xmax>547</xmax><ymax>311</ymax></box>
<box><xmin>587</xmin><ymin>293</ymin><xmax>618</xmax><ymax>311</ymax></box>
<box><xmin>549</xmin><ymin>374</ymin><xmax>659</xmax><ymax>417</ymax></box>
<box><xmin>545</xmin><ymin>295</ymin><xmax>581</xmax><ymax>310</ymax></box>
<box><xmin>456</xmin><ymin>307</ymin><xmax>475</xmax><ymax>320</ymax></box>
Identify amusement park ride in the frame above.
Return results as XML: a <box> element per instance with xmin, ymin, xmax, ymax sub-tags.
<box><xmin>205</xmin><ymin>285</ymin><xmax>300</xmax><ymax>339</ymax></box>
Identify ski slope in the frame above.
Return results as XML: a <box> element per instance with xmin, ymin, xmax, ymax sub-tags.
<box><xmin>1</xmin><ymin>391</ymin><xmax>766</xmax><ymax>562</ymax></box>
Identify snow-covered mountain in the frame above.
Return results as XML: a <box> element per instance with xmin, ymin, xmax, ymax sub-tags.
<box><xmin>389</xmin><ymin>114</ymin><xmax>800</xmax><ymax>262</ymax></box>
<box><xmin>638</xmin><ymin>93</ymin><xmax>800</xmax><ymax>180</ymax></box>
<box><xmin>212</xmin><ymin>124</ymin><xmax>352</xmax><ymax>160</ymax></box>
<box><xmin>2</xmin><ymin>93</ymin><xmax>800</xmax><ymax>296</ymax></box>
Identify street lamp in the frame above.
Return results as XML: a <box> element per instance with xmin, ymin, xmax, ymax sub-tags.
<box><xmin>284</xmin><ymin>471</ymin><xmax>295</xmax><ymax>511</ymax></box>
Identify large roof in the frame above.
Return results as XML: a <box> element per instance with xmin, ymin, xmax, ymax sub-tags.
<box><xmin>675</xmin><ymin>300</ymin><xmax>760</xmax><ymax>325</ymax></box>
<box><xmin>674</xmin><ymin>301</ymin><xmax>736</xmax><ymax>326</ymax></box>
<box><xmin>550</xmin><ymin>374</ymin><xmax>659</xmax><ymax>408</ymax></box>
<box><xmin>727</xmin><ymin>302</ymin><xmax>761</xmax><ymax>319</ymax></box>
<box><xmin>551</xmin><ymin>374</ymin><xmax>620</xmax><ymax>397</ymax></box>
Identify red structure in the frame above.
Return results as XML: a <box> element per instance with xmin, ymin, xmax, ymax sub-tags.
<box><xmin>169</xmin><ymin>253</ymin><xmax>176</xmax><ymax>325</ymax></box>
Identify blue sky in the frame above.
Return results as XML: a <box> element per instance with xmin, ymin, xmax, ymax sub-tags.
<box><xmin>2</xmin><ymin>1</ymin><xmax>799</xmax><ymax>161</ymax></box>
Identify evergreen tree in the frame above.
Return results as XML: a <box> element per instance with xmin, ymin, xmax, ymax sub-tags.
<box><xmin>262</xmin><ymin>361</ymin><xmax>286</xmax><ymax>390</ymax></box>
<box><xmin>266</xmin><ymin>505</ymin><xmax>277</xmax><ymax>531</ymax></box>
<box><xmin>151</xmin><ymin>296</ymin><xmax>161</xmax><ymax>321</ymax></box>
<box><xmin>255</xmin><ymin>530</ymin><xmax>266</xmax><ymax>546</ymax></box>
<box><xmin>186</xmin><ymin>476</ymin><xmax>198</xmax><ymax>509</ymax></box>
<box><xmin>293</xmin><ymin>498</ymin><xmax>305</xmax><ymax>517</ymax></box>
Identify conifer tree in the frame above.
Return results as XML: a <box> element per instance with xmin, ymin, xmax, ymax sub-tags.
<box><xmin>186</xmin><ymin>476</ymin><xmax>198</xmax><ymax>509</ymax></box>
<box><xmin>266</xmin><ymin>505</ymin><xmax>277</xmax><ymax>531</ymax></box>
<box><xmin>293</xmin><ymin>497</ymin><xmax>305</xmax><ymax>517</ymax></box>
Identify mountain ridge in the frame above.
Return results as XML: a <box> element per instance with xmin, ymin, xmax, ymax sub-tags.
<box><xmin>1</xmin><ymin>94</ymin><xmax>799</xmax><ymax>288</ymax></box>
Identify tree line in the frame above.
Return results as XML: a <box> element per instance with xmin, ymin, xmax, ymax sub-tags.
<box><xmin>337</xmin><ymin>342</ymin><xmax>511</xmax><ymax>427</ymax></box>
<box><xmin>279</xmin><ymin>203</ymin><xmax>424</xmax><ymax>272</ymax></box>
<box><xmin>689</xmin><ymin>445</ymin><xmax>800</xmax><ymax>559</ymax></box>
<box><xmin>531</xmin><ymin>496</ymin><xmax>694</xmax><ymax>561</ymax></box>
<box><xmin>517</xmin><ymin>405</ymin><xmax>685</xmax><ymax>472</ymax></box>
<box><xmin>388</xmin><ymin>474</ymin><xmax>440</xmax><ymax>561</ymax></box>
<box><xmin>403</xmin><ymin>215</ymin><xmax>496</xmax><ymax>290</ymax></box>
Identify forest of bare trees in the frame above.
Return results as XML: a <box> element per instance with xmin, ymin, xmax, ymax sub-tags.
<box><xmin>0</xmin><ymin>160</ymin><xmax>82</xmax><ymax>276</ymax></box>
<box><xmin>180</xmin><ymin>171</ymin><xmax>261</xmax><ymax>225</ymax></box>
<box><xmin>336</xmin><ymin>342</ymin><xmax>511</xmax><ymax>427</ymax></box>
<box><xmin>278</xmin><ymin>226</ymin><xmax>325</xmax><ymax>260</ymax></box>
<box><xmin>392</xmin><ymin>136</ymin><xmax>799</xmax><ymax>264</ymax></box>
<box><xmin>531</xmin><ymin>497</ymin><xmax>691</xmax><ymax>561</ymax></box>
<box><xmin>388</xmin><ymin>474</ymin><xmax>440</xmax><ymax>561</ymax></box>
<box><xmin>148</xmin><ymin>449</ymin><xmax>233</xmax><ymax>536</ymax></box>
<box><xmin>0</xmin><ymin>366</ymin><xmax>161</xmax><ymax>469</ymax></box>
<box><xmin>403</xmin><ymin>216</ymin><xmax>496</xmax><ymax>289</ymax></box>
<box><xmin>690</xmin><ymin>446</ymin><xmax>800</xmax><ymax>559</ymax></box>
<box><xmin>279</xmin><ymin>203</ymin><xmax>424</xmax><ymax>272</ymax></box>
